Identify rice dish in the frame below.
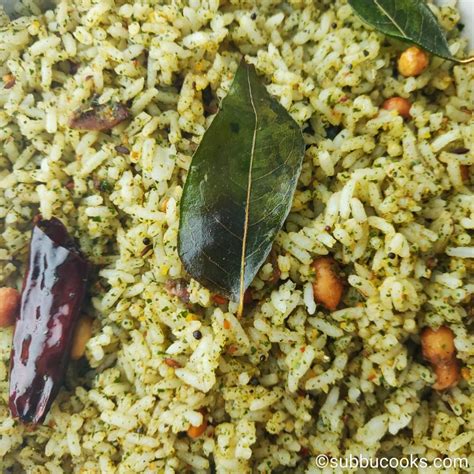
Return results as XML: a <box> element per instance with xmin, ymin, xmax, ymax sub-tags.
<box><xmin>0</xmin><ymin>0</ymin><xmax>473</xmax><ymax>472</ymax></box>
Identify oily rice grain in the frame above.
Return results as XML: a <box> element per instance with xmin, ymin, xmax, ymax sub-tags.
<box><xmin>0</xmin><ymin>0</ymin><xmax>473</xmax><ymax>472</ymax></box>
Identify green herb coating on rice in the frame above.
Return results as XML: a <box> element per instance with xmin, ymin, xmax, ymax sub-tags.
<box><xmin>0</xmin><ymin>0</ymin><xmax>473</xmax><ymax>472</ymax></box>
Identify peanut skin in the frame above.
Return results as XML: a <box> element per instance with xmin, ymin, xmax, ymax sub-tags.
<box><xmin>311</xmin><ymin>257</ymin><xmax>344</xmax><ymax>311</ymax></box>
<box><xmin>421</xmin><ymin>326</ymin><xmax>460</xmax><ymax>390</ymax></box>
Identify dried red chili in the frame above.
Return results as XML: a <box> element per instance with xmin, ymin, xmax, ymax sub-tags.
<box><xmin>9</xmin><ymin>218</ymin><xmax>88</xmax><ymax>424</ymax></box>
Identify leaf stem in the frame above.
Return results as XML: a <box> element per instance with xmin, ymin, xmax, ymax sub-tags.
<box><xmin>456</xmin><ymin>56</ymin><xmax>474</xmax><ymax>65</ymax></box>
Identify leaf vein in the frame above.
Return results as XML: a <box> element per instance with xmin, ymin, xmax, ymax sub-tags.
<box><xmin>213</xmin><ymin>215</ymin><xmax>243</xmax><ymax>242</ymax></box>
<box><xmin>373</xmin><ymin>0</ymin><xmax>407</xmax><ymax>36</ymax></box>
<box><xmin>238</xmin><ymin>66</ymin><xmax>258</xmax><ymax>316</ymax></box>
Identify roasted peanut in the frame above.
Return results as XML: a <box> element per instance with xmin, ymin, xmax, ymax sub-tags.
<box><xmin>0</xmin><ymin>287</ymin><xmax>21</xmax><ymax>327</ymax></box>
<box><xmin>382</xmin><ymin>97</ymin><xmax>412</xmax><ymax>118</ymax></box>
<box><xmin>460</xmin><ymin>165</ymin><xmax>469</xmax><ymax>182</ymax></box>
<box><xmin>3</xmin><ymin>73</ymin><xmax>15</xmax><ymax>89</ymax></box>
<box><xmin>187</xmin><ymin>417</ymin><xmax>207</xmax><ymax>438</ymax></box>
<box><xmin>268</xmin><ymin>250</ymin><xmax>281</xmax><ymax>285</ymax></box>
<box><xmin>398</xmin><ymin>46</ymin><xmax>429</xmax><ymax>77</ymax></box>
<box><xmin>421</xmin><ymin>326</ymin><xmax>460</xmax><ymax>390</ymax></box>
<box><xmin>311</xmin><ymin>257</ymin><xmax>344</xmax><ymax>311</ymax></box>
<box><xmin>461</xmin><ymin>367</ymin><xmax>471</xmax><ymax>381</ymax></box>
<box><xmin>243</xmin><ymin>288</ymin><xmax>253</xmax><ymax>304</ymax></box>
<box><xmin>164</xmin><ymin>358</ymin><xmax>182</xmax><ymax>368</ymax></box>
<box><xmin>421</xmin><ymin>326</ymin><xmax>456</xmax><ymax>362</ymax></box>
<box><xmin>70</xmin><ymin>316</ymin><xmax>93</xmax><ymax>360</ymax></box>
<box><xmin>213</xmin><ymin>289</ymin><xmax>252</xmax><ymax>306</ymax></box>
<box><xmin>432</xmin><ymin>363</ymin><xmax>460</xmax><ymax>391</ymax></box>
<box><xmin>212</xmin><ymin>294</ymin><xmax>228</xmax><ymax>305</ymax></box>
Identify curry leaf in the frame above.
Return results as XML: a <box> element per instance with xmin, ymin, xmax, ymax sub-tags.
<box><xmin>178</xmin><ymin>60</ymin><xmax>305</xmax><ymax>316</ymax></box>
<box><xmin>349</xmin><ymin>0</ymin><xmax>474</xmax><ymax>64</ymax></box>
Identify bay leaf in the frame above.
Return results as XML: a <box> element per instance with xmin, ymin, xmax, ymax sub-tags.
<box><xmin>349</xmin><ymin>0</ymin><xmax>474</xmax><ymax>64</ymax></box>
<box><xmin>178</xmin><ymin>60</ymin><xmax>305</xmax><ymax>315</ymax></box>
